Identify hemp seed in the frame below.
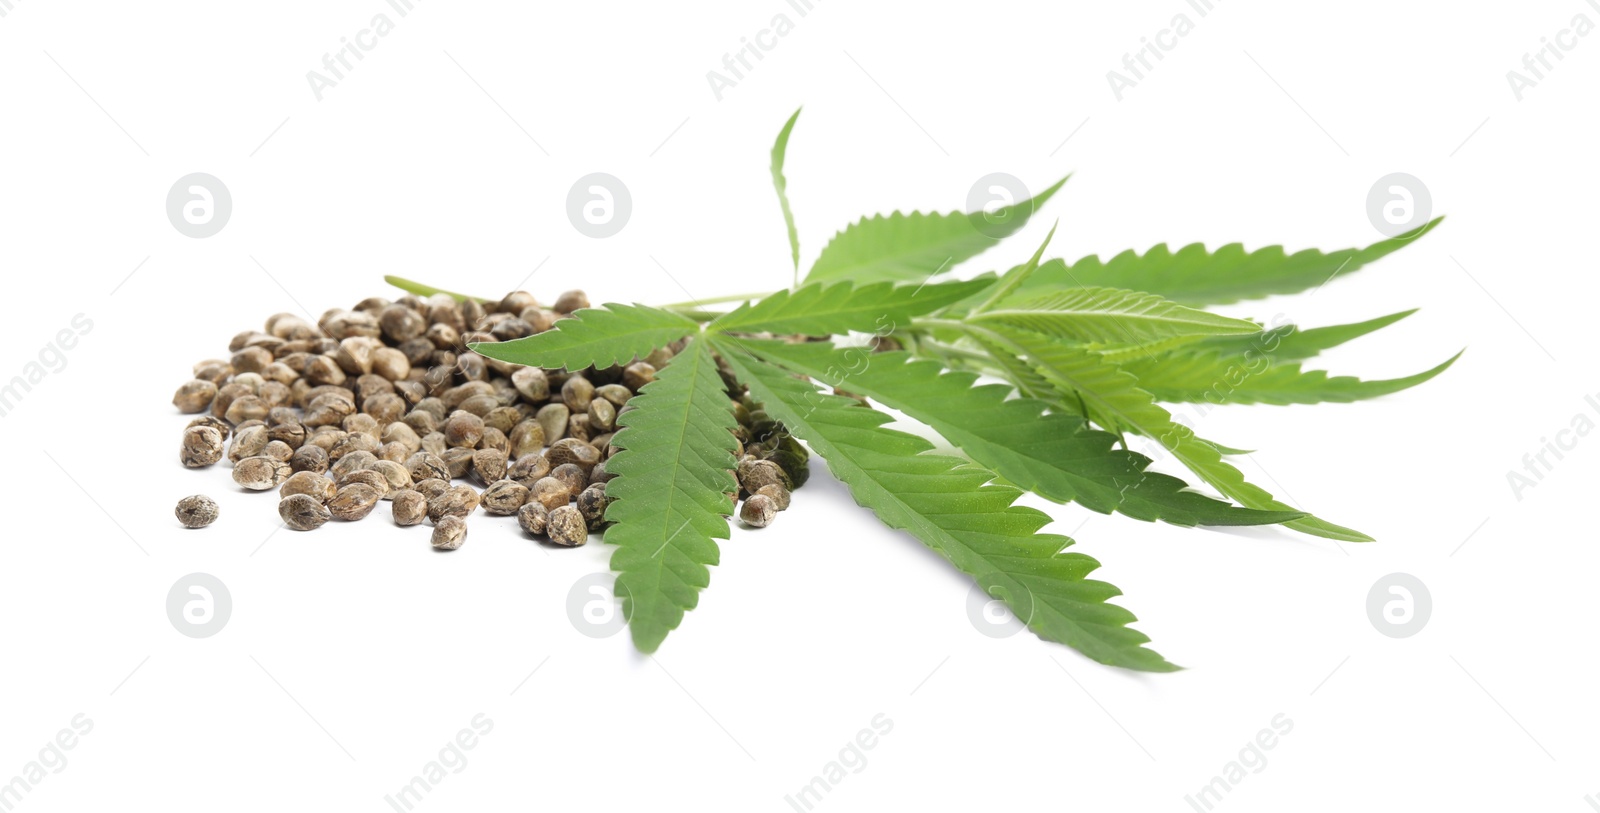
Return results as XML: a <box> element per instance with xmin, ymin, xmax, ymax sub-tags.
<box><xmin>329</xmin><ymin>483</ymin><xmax>382</xmax><ymax>521</ymax></box>
<box><xmin>737</xmin><ymin>457</ymin><xmax>791</xmax><ymax>495</ymax></box>
<box><xmin>181</xmin><ymin>425</ymin><xmax>226</xmax><ymax>468</ymax></box>
<box><xmin>536</xmin><ymin>403</ymin><xmax>569</xmax><ymax>444</ymax></box>
<box><xmin>530</xmin><ymin>477</ymin><xmax>572</xmax><ymax>512</ymax></box>
<box><xmin>431</xmin><ymin>515</ymin><xmax>468</xmax><ymax>550</ymax></box>
<box><xmin>368</xmin><ymin>459</ymin><xmax>413</xmax><ymax>496</ymax></box>
<box><xmin>172</xmin><ymin>380</ymin><xmax>219</xmax><ymax>413</ymax></box>
<box><xmin>280</xmin><ymin>471</ymin><xmax>337</xmax><ymax>503</ymax></box>
<box><xmin>443</xmin><ymin>412</ymin><xmax>485</xmax><ymax>449</ymax></box>
<box><xmin>481</xmin><ymin>480</ymin><xmax>530</xmax><ymax>515</ymax></box>
<box><xmin>547</xmin><ymin>505</ymin><xmax>588</xmax><ymax>546</ymax></box>
<box><xmin>755</xmin><ymin>483</ymin><xmax>792</xmax><ymax>511</ymax></box>
<box><xmin>279</xmin><ymin>494</ymin><xmax>333</xmax><ymax>531</ymax></box>
<box><xmin>552</xmin><ymin>290</ymin><xmax>589</xmax><ymax>314</ymax></box>
<box><xmin>426</xmin><ymin>484</ymin><xmax>481</xmax><ymax>522</ymax></box>
<box><xmin>576</xmin><ymin>483</ymin><xmax>611</xmax><ymax>531</ymax></box>
<box><xmin>234</xmin><ymin>456</ymin><xmax>291</xmax><ymax>491</ymax></box>
<box><xmin>550</xmin><ymin>463</ymin><xmax>588</xmax><ymax>496</ymax></box>
<box><xmin>289</xmin><ymin>444</ymin><xmax>330</xmax><ymax>474</ymax></box>
<box><xmin>472</xmin><ymin>448</ymin><xmax>508</xmax><ymax>486</ymax></box>
<box><xmin>546</xmin><ymin>438</ymin><xmax>600</xmax><ymax>474</ymax></box>
<box><xmin>516</xmin><ymin>501</ymin><xmax>549</xmax><ymax>536</ymax></box>
<box><xmin>512</xmin><ymin>367</ymin><xmax>549</xmax><ymax>402</ymax></box>
<box><xmin>739</xmin><ymin>494</ymin><xmax>777</xmax><ymax>528</ymax></box>
<box><xmin>175</xmin><ymin>495</ymin><xmax>219</xmax><ymax>529</ymax></box>
<box><xmin>587</xmin><ymin>398</ymin><xmax>616</xmax><ymax>432</ymax></box>
<box><xmin>337</xmin><ymin>469</ymin><xmax>392</xmax><ymax>500</ymax></box>
<box><xmin>413</xmin><ymin>478</ymin><xmax>450</xmax><ymax>501</ymax></box>
<box><xmin>392</xmin><ymin>490</ymin><xmax>427</xmax><ymax>526</ymax></box>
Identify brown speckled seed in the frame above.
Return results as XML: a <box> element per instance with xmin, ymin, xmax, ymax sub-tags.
<box><xmin>426</xmin><ymin>484</ymin><xmax>481</xmax><ymax>522</ymax></box>
<box><xmin>431</xmin><ymin>515</ymin><xmax>468</xmax><ymax>550</ymax></box>
<box><xmin>530</xmin><ymin>476</ymin><xmax>572</xmax><ymax>511</ymax></box>
<box><xmin>547</xmin><ymin>505</ymin><xmax>588</xmax><ymax>546</ymax></box>
<box><xmin>755</xmin><ymin>484</ymin><xmax>791</xmax><ymax>511</ymax></box>
<box><xmin>507</xmin><ymin>453</ymin><xmax>551</xmax><ymax>488</ymax></box>
<box><xmin>587</xmin><ymin>398</ymin><xmax>616</xmax><ymax>432</ymax></box>
<box><xmin>280</xmin><ymin>471</ymin><xmax>336</xmax><ymax>503</ymax></box>
<box><xmin>737</xmin><ymin>457</ymin><xmax>791</xmax><ymax>494</ymax></box>
<box><xmin>368</xmin><ymin>459</ymin><xmax>413</xmax><ymax>496</ymax></box>
<box><xmin>622</xmin><ymin>363</ymin><xmax>655</xmax><ymax>391</ymax></box>
<box><xmin>181</xmin><ymin>425</ymin><xmax>226</xmax><ymax>468</ymax></box>
<box><xmin>739</xmin><ymin>494</ymin><xmax>777</xmax><ymax>528</ymax></box>
<box><xmin>392</xmin><ymin>490</ymin><xmax>427</xmax><ymax>526</ymax></box>
<box><xmin>481</xmin><ymin>480</ymin><xmax>530</xmax><ymax>515</ymax></box>
<box><xmin>233</xmin><ymin>456</ymin><xmax>291</xmax><ymax>491</ymax></box>
<box><xmin>279</xmin><ymin>493</ymin><xmax>332</xmax><ymax>531</ymax></box>
<box><xmin>227</xmin><ymin>424</ymin><xmax>270</xmax><ymax>463</ymax></box>
<box><xmin>576</xmin><ymin>483</ymin><xmax>611</xmax><ymax>531</ymax></box>
<box><xmin>290</xmin><ymin>444</ymin><xmax>330</xmax><ymax>474</ymax></box>
<box><xmin>588</xmin><ymin>459</ymin><xmax>616</xmax><ymax>487</ymax></box>
<box><xmin>187</xmin><ymin>415</ymin><xmax>232</xmax><ymax>441</ymax></box>
<box><xmin>512</xmin><ymin>367</ymin><xmax>549</xmax><ymax>402</ymax></box>
<box><xmin>552</xmin><ymin>289</ymin><xmax>589</xmax><ymax>313</ymax></box>
<box><xmin>546</xmin><ymin>438</ymin><xmax>600</xmax><ymax>474</ymax></box>
<box><xmin>536</xmin><ymin>403</ymin><xmax>569</xmax><ymax>443</ymax></box>
<box><xmin>175</xmin><ymin>495</ymin><xmax>219</xmax><ymax>528</ymax></box>
<box><xmin>337</xmin><ymin>469</ymin><xmax>391</xmax><ymax>499</ymax></box>
<box><xmin>440</xmin><ymin>447</ymin><xmax>475</xmax><ymax>479</ymax></box>
<box><xmin>550</xmin><ymin>463</ymin><xmax>587</xmax><ymax>496</ymax></box>
<box><xmin>173</xmin><ymin>380</ymin><xmax>218</xmax><ymax>413</ymax></box>
<box><xmin>328</xmin><ymin>483</ymin><xmax>382</xmax><ymax>520</ymax></box>
<box><xmin>516</xmin><ymin>501</ymin><xmax>549</xmax><ymax>536</ymax></box>
<box><xmin>413</xmin><ymin>478</ymin><xmax>450</xmax><ymax>501</ymax></box>
<box><xmin>406</xmin><ymin>452</ymin><xmax>450</xmax><ymax>483</ymax></box>
<box><xmin>443</xmin><ymin>412</ymin><xmax>485</xmax><ymax>448</ymax></box>
<box><xmin>472</xmin><ymin>447</ymin><xmax>508</xmax><ymax>486</ymax></box>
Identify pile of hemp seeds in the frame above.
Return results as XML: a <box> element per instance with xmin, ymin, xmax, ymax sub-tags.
<box><xmin>170</xmin><ymin>289</ymin><xmax>807</xmax><ymax>550</ymax></box>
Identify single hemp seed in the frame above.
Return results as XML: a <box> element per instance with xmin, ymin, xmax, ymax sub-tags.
<box><xmin>279</xmin><ymin>494</ymin><xmax>332</xmax><ymax>531</ymax></box>
<box><xmin>175</xmin><ymin>495</ymin><xmax>219</xmax><ymax>529</ymax></box>
<box><xmin>740</xmin><ymin>494</ymin><xmax>778</xmax><ymax>528</ymax></box>
<box><xmin>432</xmin><ymin>515</ymin><xmax>468</xmax><ymax>550</ymax></box>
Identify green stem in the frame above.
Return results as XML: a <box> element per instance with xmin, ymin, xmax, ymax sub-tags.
<box><xmin>660</xmin><ymin>290</ymin><xmax>778</xmax><ymax>310</ymax></box>
<box><xmin>384</xmin><ymin>275</ymin><xmax>490</xmax><ymax>303</ymax></box>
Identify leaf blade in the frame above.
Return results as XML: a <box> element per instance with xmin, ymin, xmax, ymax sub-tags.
<box><xmin>710</xmin><ymin>279</ymin><xmax>993</xmax><ymax>337</ymax></box>
<box><xmin>804</xmin><ymin>176</ymin><xmax>1068</xmax><ymax>285</ymax></box>
<box><xmin>604</xmin><ymin>338</ymin><xmax>740</xmax><ymax>653</ymax></box>
<box><xmin>469</xmin><ymin>303</ymin><xmax>698</xmax><ymax>371</ymax></box>
<box><xmin>771</xmin><ymin>108</ymin><xmax>803</xmax><ymax>282</ymax></box>
<box><xmin>990</xmin><ymin>326</ymin><xmax>1372</xmax><ymax>542</ymax></box>
<box><xmin>1008</xmin><ymin>218</ymin><xmax>1443</xmax><ymax>306</ymax></box>
<box><xmin>736</xmin><ymin>338</ymin><xmax>1302</xmax><ymax>528</ymax></box>
<box><xmin>973</xmin><ymin>287</ymin><xmax>1262</xmax><ymax>345</ymax></box>
<box><xmin>1123</xmin><ymin>348</ymin><xmax>1462</xmax><ymax>406</ymax></box>
<box><xmin>714</xmin><ymin>336</ymin><xmax>1179</xmax><ymax>671</ymax></box>
<box><xmin>1195</xmin><ymin>309</ymin><xmax>1419</xmax><ymax>362</ymax></box>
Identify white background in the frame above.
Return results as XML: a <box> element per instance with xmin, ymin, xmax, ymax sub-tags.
<box><xmin>1</xmin><ymin>1</ymin><xmax>1596</xmax><ymax>810</ymax></box>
